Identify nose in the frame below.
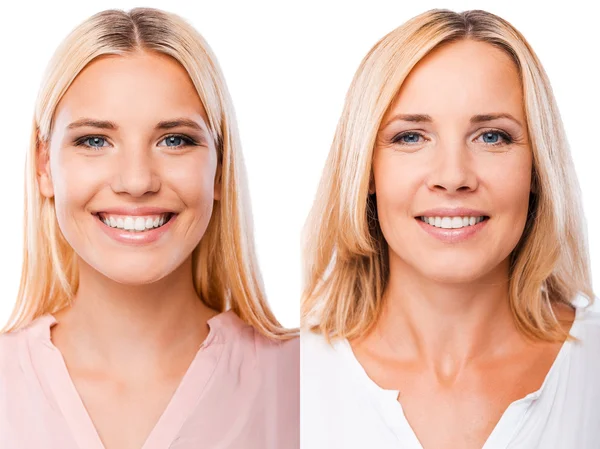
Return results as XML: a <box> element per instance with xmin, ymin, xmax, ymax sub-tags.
<box><xmin>427</xmin><ymin>142</ymin><xmax>478</xmax><ymax>193</ymax></box>
<box><xmin>111</xmin><ymin>145</ymin><xmax>160</xmax><ymax>197</ymax></box>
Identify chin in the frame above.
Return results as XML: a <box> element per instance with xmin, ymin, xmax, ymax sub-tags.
<box><xmin>84</xmin><ymin>253</ymin><xmax>182</xmax><ymax>286</ymax></box>
<box><xmin>419</xmin><ymin>268</ymin><xmax>487</xmax><ymax>285</ymax></box>
<box><xmin>99</xmin><ymin>267</ymin><xmax>173</xmax><ymax>285</ymax></box>
<box><xmin>399</xmin><ymin>253</ymin><xmax>500</xmax><ymax>285</ymax></box>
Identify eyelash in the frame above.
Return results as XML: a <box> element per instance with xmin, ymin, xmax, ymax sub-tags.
<box><xmin>391</xmin><ymin>129</ymin><xmax>514</xmax><ymax>147</ymax></box>
<box><xmin>73</xmin><ymin>135</ymin><xmax>107</xmax><ymax>149</ymax></box>
<box><xmin>160</xmin><ymin>134</ymin><xmax>199</xmax><ymax>148</ymax></box>
<box><xmin>73</xmin><ymin>134</ymin><xmax>199</xmax><ymax>150</ymax></box>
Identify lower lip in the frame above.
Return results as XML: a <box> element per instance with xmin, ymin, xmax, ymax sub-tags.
<box><xmin>94</xmin><ymin>214</ymin><xmax>176</xmax><ymax>245</ymax></box>
<box><xmin>416</xmin><ymin>217</ymin><xmax>488</xmax><ymax>243</ymax></box>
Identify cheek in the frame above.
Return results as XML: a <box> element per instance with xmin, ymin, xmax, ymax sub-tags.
<box><xmin>49</xmin><ymin>151</ymin><xmax>104</xmax><ymax>219</ymax></box>
<box><xmin>372</xmin><ymin>152</ymin><xmax>423</xmax><ymax>229</ymax></box>
<box><xmin>167</xmin><ymin>152</ymin><xmax>218</xmax><ymax>208</ymax></box>
<box><xmin>480</xmin><ymin>153</ymin><xmax>532</xmax><ymax>225</ymax></box>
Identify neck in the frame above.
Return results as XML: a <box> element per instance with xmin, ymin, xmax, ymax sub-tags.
<box><xmin>53</xmin><ymin>256</ymin><xmax>217</xmax><ymax>372</ymax></box>
<box><xmin>371</xmin><ymin>253</ymin><xmax>521</xmax><ymax>374</ymax></box>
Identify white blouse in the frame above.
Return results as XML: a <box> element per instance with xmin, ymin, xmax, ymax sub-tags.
<box><xmin>301</xmin><ymin>297</ymin><xmax>600</xmax><ymax>448</ymax></box>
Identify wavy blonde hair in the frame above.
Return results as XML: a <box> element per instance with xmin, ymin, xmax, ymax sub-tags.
<box><xmin>3</xmin><ymin>7</ymin><xmax>292</xmax><ymax>339</ymax></box>
<box><xmin>302</xmin><ymin>9</ymin><xmax>594</xmax><ymax>342</ymax></box>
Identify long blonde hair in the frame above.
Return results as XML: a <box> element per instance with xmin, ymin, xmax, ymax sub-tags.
<box><xmin>4</xmin><ymin>7</ymin><xmax>292</xmax><ymax>339</ymax></box>
<box><xmin>301</xmin><ymin>9</ymin><xmax>594</xmax><ymax>342</ymax></box>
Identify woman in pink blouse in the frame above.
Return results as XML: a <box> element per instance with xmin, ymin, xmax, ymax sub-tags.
<box><xmin>0</xmin><ymin>7</ymin><xmax>298</xmax><ymax>449</ymax></box>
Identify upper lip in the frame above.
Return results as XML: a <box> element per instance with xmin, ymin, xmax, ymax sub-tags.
<box><xmin>415</xmin><ymin>208</ymin><xmax>489</xmax><ymax>217</ymax></box>
<box><xmin>92</xmin><ymin>207</ymin><xmax>177</xmax><ymax>216</ymax></box>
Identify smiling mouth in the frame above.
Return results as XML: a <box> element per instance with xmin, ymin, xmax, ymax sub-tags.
<box><xmin>417</xmin><ymin>215</ymin><xmax>490</xmax><ymax>229</ymax></box>
<box><xmin>94</xmin><ymin>212</ymin><xmax>176</xmax><ymax>232</ymax></box>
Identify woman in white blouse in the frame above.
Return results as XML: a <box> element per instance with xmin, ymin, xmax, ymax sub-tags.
<box><xmin>301</xmin><ymin>8</ymin><xmax>598</xmax><ymax>449</ymax></box>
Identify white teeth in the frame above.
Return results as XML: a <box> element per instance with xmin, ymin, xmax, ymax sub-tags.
<box><xmin>421</xmin><ymin>216</ymin><xmax>485</xmax><ymax>229</ymax></box>
<box><xmin>134</xmin><ymin>217</ymin><xmax>145</xmax><ymax>231</ymax></box>
<box><xmin>98</xmin><ymin>213</ymin><xmax>171</xmax><ymax>232</ymax></box>
<box><xmin>124</xmin><ymin>217</ymin><xmax>135</xmax><ymax>231</ymax></box>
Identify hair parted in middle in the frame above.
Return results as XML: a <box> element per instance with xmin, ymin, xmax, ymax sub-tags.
<box><xmin>4</xmin><ymin>7</ymin><xmax>294</xmax><ymax>339</ymax></box>
<box><xmin>301</xmin><ymin>9</ymin><xmax>593</xmax><ymax>343</ymax></box>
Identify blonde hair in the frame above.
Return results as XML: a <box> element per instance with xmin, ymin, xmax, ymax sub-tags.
<box><xmin>301</xmin><ymin>9</ymin><xmax>594</xmax><ymax>342</ymax></box>
<box><xmin>3</xmin><ymin>7</ymin><xmax>292</xmax><ymax>339</ymax></box>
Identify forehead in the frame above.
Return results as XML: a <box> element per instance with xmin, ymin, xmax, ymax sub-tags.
<box><xmin>387</xmin><ymin>39</ymin><xmax>523</xmax><ymax>118</ymax></box>
<box><xmin>53</xmin><ymin>51</ymin><xmax>208</xmax><ymax>129</ymax></box>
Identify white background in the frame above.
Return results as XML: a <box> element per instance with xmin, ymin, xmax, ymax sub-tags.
<box><xmin>0</xmin><ymin>1</ymin><xmax>598</xmax><ymax>328</ymax></box>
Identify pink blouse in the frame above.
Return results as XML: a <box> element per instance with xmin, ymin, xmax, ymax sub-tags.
<box><xmin>0</xmin><ymin>310</ymin><xmax>299</xmax><ymax>448</ymax></box>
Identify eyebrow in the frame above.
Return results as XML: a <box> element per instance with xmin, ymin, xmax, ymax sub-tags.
<box><xmin>382</xmin><ymin>114</ymin><xmax>433</xmax><ymax>127</ymax></box>
<box><xmin>155</xmin><ymin>118</ymin><xmax>207</xmax><ymax>132</ymax></box>
<box><xmin>470</xmin><ymin>113</ymin><xmax>522</xmax><ymax>127</ymax></box>
<box><xmin>67</xmin><ymin>119</ymin><xmax>117</xmax><ymax>130</ymax></box>
<box><xmin>66</xmin><ymin>117</ymin><xmax>208</xmax><ymax>132</ymax></box>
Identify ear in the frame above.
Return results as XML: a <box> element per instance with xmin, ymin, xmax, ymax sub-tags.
<box><xmin>213</xmin><ymin>161</ymin><xmax>222</xmax><ymax>201</ymax></box>
<box><xmin>37</xmin><ymin>138</ymin><xmax>54</xmax><ymax>198</ymax></box>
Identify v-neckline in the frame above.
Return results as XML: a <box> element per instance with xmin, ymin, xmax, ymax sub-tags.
<box><xmin>35</xmin><ymin>312</ymin><xmax>228</xmax><ymax>449</ymax></box>
<box><xmin>339</xmin><ymin>306</ymin><xmax>583</xmax><ymax>449</ymax></box>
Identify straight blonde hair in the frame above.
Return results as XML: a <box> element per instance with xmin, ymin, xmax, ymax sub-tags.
<box><xmin>3</xmin><ymin>7</ymin><xmax>293</xmax><ymax>339</ymax></box>
<box><xmin>302</xmin><ymin>9</ymin><xmax>594</xmax><ymax>342</ymax></box>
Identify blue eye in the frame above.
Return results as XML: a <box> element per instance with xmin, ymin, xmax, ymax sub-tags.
<box><xmin>393</xmin><ymin>132</ymin><xmax>424</xmax><ymax>145</ymax></box>
<box><xmin>73</xmin><ymin>136</ymin><xmax>109</xmax><ymax>149</ymax></box>
<box><xmin>158</xmin><ymin>134</ymin><xmax>197</xmax><ymax>148</ymax></box>
<box><xmin>401</xmin><ymin>133</ymin><xmax>420</xmax><ymax>143</ymax></box>
<box><xmin>482</xmin><ymin>132</ymin><xmax>499</xmax><ymax>143</ymax></box>
<box><xmin>164</xmin><ymin>136</ymin><xmax>183</xmax><ymax>146</ymax></box>
<box><xmin>477</xmin><ymin>130</ymin><xmax>513</xmax><ymax>146</ymax></box>
<box><xmin>84</xmin><ymin>137</ymin><xmax>107</xmax><ymax>148</ymax></box>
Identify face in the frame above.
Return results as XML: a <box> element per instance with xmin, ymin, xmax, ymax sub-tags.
<box><xmin>38</xmin><ymin>51</ymin><xmax>220</xmax><ymax>285</ymax></box>
<box><xmin>372</xmin><ymin>39</ymin><xmax>532</xmax><ymax>284</ymax></box>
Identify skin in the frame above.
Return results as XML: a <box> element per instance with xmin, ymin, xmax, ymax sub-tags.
<box><xmin>37</xmin><ymin>51</ymin><xmax>220</xmax><ymax>449</ymax></box>
<box><xmin>351</xmin><ymin>40</ymin><xmax>575</xmax><ymax>448</ymax></box>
